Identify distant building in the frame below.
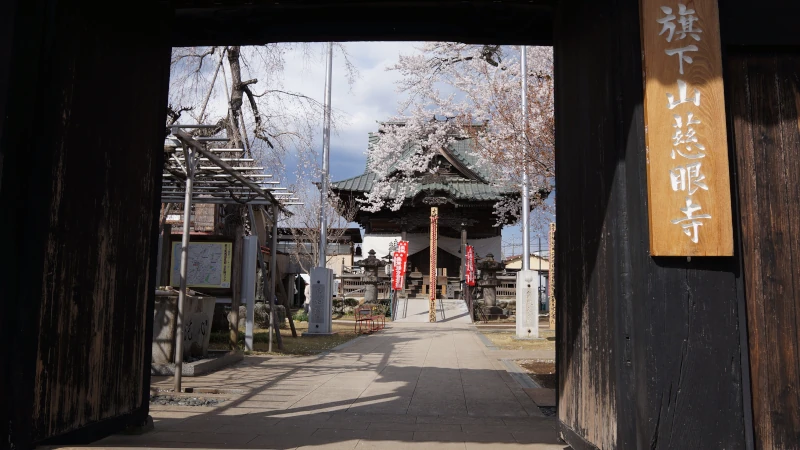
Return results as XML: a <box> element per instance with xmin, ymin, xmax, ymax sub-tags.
<box><xmin>503</xmin><ymin>253</ymin><xmax>550</xmax><ymax>272</ymax></box>
<box><xmin>275</xmin><ymin>227</ymin><xmax>363</xmax><ymax>276</ymax></box>
<box><xmin>504</xmin><ymin>254</ymin><xmax>550</xmax><ymax>313</ymax></box>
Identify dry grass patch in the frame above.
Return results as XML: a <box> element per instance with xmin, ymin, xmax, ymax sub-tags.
<box><xmin>517</xmin><ymin>359</ymin><xmax>556</xmax><ymax>389</ymax></box>
<box><xmin>481</xmin><ymin>329</ymin><xmax>556</xmax><ymax>351</ymax></box>
<box><xmin>209</xmin><ymin>322</ymin><xmax>369</xmax><ymax>356</ymax></box>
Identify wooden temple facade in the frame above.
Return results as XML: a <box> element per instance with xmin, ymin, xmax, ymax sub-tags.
<box><xmin>331</xmin><ymin>130</ymin><xmax>520</xmax><ymax>297</ymax></box>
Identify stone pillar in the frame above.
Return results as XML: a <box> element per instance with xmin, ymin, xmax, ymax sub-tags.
<box><xmin>476</xmin><ymin>253</ymin><xmax>504</xmax><ymax>308</ymax></box>
<box><xmin>516</xmin><ymin>269</ymin><xmax>540</xmax><ymax>339</ymax></box>
<box><xmin>483</xmin><ymin>283</ymin><xmax>497</xmax><ymax>306</ymax></box>
<box><xmin>364</xmin><ymin>283</ymin><xmax>377</xmax><ymax>304</ymax></box>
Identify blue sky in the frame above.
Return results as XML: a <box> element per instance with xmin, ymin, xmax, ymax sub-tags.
<box><xmin>275</xmin><ymin>42</ymin><xmax>421</xmax><ymax>184</ymax></box>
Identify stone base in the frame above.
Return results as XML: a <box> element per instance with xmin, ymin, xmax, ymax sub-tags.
<box><xmin>151</xmin><ymin>351</ymin><xmax>242</xmax><ymax>376</ymax></box>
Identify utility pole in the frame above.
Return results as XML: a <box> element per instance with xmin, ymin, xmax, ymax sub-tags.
<box><xmin>515</xmin><ymin>45</ymin><xmax>539</xmax><ymax>339</ymax></box>
<box><xmin>521</xmin><ymin>45</ymin><xmax>530</xmax><ymax>271</ymax></box>
<box><xmin>319</xmin><ymin>42</ymin><xmax>333</xmax><ymax>268</ymax></box>
<box><xmin>308</xmin><ymin>42</ymin><xmax>335</xmax><ymax>336</ymax></box>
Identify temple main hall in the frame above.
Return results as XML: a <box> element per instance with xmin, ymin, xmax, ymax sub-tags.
<box><xmin>330</xmin><ymin>127</ymin><xmax>519</xmax><ymax>297</ymax></box>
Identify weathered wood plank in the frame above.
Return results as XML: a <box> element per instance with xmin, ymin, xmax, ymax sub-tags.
<box><xmin>0</xmin><ymin>1</ymin><xmax>171</xmax><ymax>446</ymax></box>
<box><xmin>730</xmin><ymin>52</ymin><xmax>800</xmax><ymax>450</ymax></box>
<box><xmin>556</xmin><ymin>0</ymin><xmax>747</xmax><ymax>448</ymax></box>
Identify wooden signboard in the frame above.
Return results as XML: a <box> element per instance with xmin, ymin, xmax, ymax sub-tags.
<box><xmin>640</xmin><ymin>0</ymin><xmax>733</xmax><ymax>256</ymax></box>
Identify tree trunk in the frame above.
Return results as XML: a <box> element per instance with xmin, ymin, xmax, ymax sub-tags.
<box><xmin>277</xmin><ymin>273</ymin><xmax>298</xmax><ymax>338</ymax></box>
<box><xmin>224</xmin><ymin>207</ymin><xmax>245</xmax><ymax>350</ymax></box>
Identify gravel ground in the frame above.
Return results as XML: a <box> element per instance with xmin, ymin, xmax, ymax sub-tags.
<box><xmin>149</xmin><ymin>395</ymin><xmax>227</xmax><ymax>407</ymax></box>
<box><xmin>539</xmin><ymin>406</ymin><xmax>556</xmax><ymax>417</ymax></box>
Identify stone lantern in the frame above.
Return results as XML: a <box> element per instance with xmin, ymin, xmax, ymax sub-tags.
<box><xmin>476</xmin><ymin>253</ymin><xmax>505</xmax><ymax>307</ymax></box>
<box><xmin>355</xmin><ymin>249</ymin><xmax>388</xmax><ymax>304</ymax></box>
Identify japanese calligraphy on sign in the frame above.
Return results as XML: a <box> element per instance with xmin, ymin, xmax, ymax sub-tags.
<box><xmin>465</xmin><ymin>245</ymin><xmax>476</xmax><ymax>287</ymax></box>
<box><xmin>392</xmin><ymin>251</ymin><xmax>407</xmax><ymax>290</ymax></box>
<box><xmin>397</xmin><ymin>240</ymin><xmax>409</xmax><ymax>255</ymax></box>
<box><xmin>640</xmin><ymin>0</ymin><xmax>733</xmax><ymax>256</ymax></box>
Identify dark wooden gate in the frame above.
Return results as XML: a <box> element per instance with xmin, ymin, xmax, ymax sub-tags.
<box><xmin>729</xmin><ymin>51</ymin><xmax>800</xmax><ymax>450</ymax></box>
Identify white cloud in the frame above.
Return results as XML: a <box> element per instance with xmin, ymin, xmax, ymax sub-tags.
<box><xmin>276</xmin><ymin>42</ymin><xmax>423</xmax><ymax>181</ymax></box>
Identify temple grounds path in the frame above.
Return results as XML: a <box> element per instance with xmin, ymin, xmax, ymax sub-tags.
<box><xmin>60</xmin><ymin>322</ymin><xmax>561</xmax><ymax>450</ymax></box>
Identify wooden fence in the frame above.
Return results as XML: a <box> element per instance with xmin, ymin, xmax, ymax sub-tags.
<box><xmin>338</xmin><ymin>274</ymin><xmax>390</xmax><ymax>299</ymax></box>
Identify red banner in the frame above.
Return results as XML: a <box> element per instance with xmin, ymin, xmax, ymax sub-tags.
<box><xmin>392</xmin><ymin>251</ymin><xmax>407</xmax><ymax>290</ymax></box>
<box><xmin>397</xmin><ymin>240</ymin><xmax>409</xmax><ymax>255</ymax></box>
<box><xmin>465</xmin><ymin>245</ymin><xmax>476</xmax><ymax>286</ymax></box>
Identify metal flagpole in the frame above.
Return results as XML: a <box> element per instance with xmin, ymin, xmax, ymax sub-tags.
<box><xmin>319</xmin><ymin>42</ymin><xmax>333</xmax><ymax>268</ymax></box>
<box><xmin>521</xmin><ymin>45</ymin><xmax>531</xmax><ymax>272</ymax></box>
<box><xmin>174</xmin><ymin>143</ymin><xmax>195</xmax><ymax>393</ymax></box>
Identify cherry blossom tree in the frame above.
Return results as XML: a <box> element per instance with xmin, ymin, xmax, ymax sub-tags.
<box><xmin>168</xmin><ymin>44</ymin><xmax>358</xmax><ymax>183</ymax></box>
<box><xmin>365</xmin><ymin>43</ymin><xmax>554</xmax><ymax>227</ymax></box>
<box><xmin>166</xmin><ymin>44</ymin><xmax>359</xmax><ymax>347</ymax></box>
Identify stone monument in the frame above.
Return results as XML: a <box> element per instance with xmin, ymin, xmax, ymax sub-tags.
<box><xmin>476</xmin><ymin>253</ymin><xmax>504</xmax><ymax>307</ymax></box>
<box><xmin>516</xmin><ymin>269</ymin><xmax>540</xmax><ymax>339</ymax></box>
<box><xmin>152</xmin><ymin>289</ymin><xmax>216</xmax><ymax>364</ymax></box>
<box><xmin>355</xmin><ymin>249</ymin><xmax>388</xmax><ymax>304</ymax></box>
<box><xmin>306</xmin><ymin>267</ymin><xmax>334</xmax><ymax>335</ymax></box>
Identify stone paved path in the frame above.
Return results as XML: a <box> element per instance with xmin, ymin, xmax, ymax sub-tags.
<box><xmin>74</xmin><ymin>322</ymin><xmax>561</xmax><ymax>449</ymax></box>
<box><xmin>393</xmin><ymin>299</ymin><xmax>472</xmax><ymax>323</ymax></box>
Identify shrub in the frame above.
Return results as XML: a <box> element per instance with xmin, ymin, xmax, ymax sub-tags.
<box><xmin>364</xmin><ymin>302</ymin><xmax>390</xmax><ymax>317</ymax></box>
<box><xmin>344</xmin><ymin>298</ymin><xmax>360</xmax><ymax>307</ymax></box>
<box><xmin>293</xmin><ymin>311</ymin><xmax>309</xmax><ymax>322</ymax></box>
<box><xmin>239</xmin><ymin>304</ymin><xmax>287</xmax><ymax>328</ymax></box>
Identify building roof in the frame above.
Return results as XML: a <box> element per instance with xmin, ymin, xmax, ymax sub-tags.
<box><xmin>332</xmin><ymin>132</ymin><xmax>517</xmax><ymax>202</ymax></box>
<box><xmin>504</xmin><ymin>254</ymin><xmax>550</xmax><ymax>271</ymax></box>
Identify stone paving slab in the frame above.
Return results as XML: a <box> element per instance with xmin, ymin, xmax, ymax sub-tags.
<box><xmin>57</xmin><ymin>322</ymin><xmax>563</xmax><ymax>450</ymax></box>
<box><xmin>524</xmin><ymin>388</ymin><xmax>557</xmax><ymax>407</ymax></box>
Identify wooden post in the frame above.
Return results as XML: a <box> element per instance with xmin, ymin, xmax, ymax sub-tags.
<box><xmin>400</xmin><ymin>225</ymin><xmax>408</xmax><ymax>296</ymax></box>
<box><xmin>285</xmin><ymin>275</ymin><xmax>297</xmax><ymax>337</ymax></box>
<box><xmin>228</xmin><ymin>212</ymin><xmax>244</xmax><ymax>352</ymax></box>
<box><xmin>268</xmin><ymin>203</ymin><xmax>283</xmax><ymax>350</ymax></box>
<box><xmin>460</xmin><ymin>223</ymin><xmax>467</xmax><ymax>287</ymax></box>
<box><xmin>158</xmin><ymin>224</ymin><xmax>172</xmax><ymax>288</ymax></box>
<box><xmin>548</xmin><ymin>222</ymin><xmax>556</xmax><ymax>330</ymax></box>
<box><xmin>429</xmin><ymin>207</ymin><xmax>438</xmax><ymax>322</ymax></box>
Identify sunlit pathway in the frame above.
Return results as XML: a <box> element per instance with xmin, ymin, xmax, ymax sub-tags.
<box><xmin>64</xmin><ymin>322</ymin><xmax>560</xmax><ymax>449</ymax></box>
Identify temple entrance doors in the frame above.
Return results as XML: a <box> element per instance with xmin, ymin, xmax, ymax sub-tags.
<box><xmin>406</xmin><ymin>247</ymin><xmax>460</xmax><ymax>298</ymax></box>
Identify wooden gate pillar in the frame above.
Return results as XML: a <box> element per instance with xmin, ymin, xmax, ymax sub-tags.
<box><xmin>555</xmin><ymin>0</ymin><xmax>747</xmax><ymax>448</ymax></box>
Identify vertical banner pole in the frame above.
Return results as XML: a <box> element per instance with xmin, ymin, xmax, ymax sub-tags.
<box><xmin>549</xmin><ymin>222</ymin><xmax>556</xmax><ymax>329</ymax></box>
<box><xmin>429</xmin><ymin>207</ymin><xmax>438</xmax><ymax>322</ymax></box>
